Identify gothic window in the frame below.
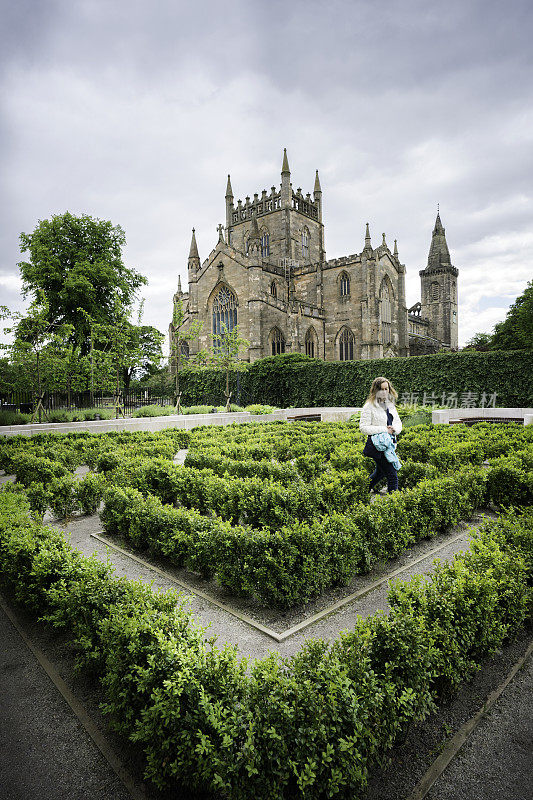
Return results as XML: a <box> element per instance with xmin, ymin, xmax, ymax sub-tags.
<box><xmin>301</xmin><ymin>228</ymin><xmax>309</xmax><ymax>260</ymax></box>
<box><xmin>340</xmin><ymin>272</ymin><xmax>350</xmax><ymax>297</ymax></box>
<box><xmin>212</xmin><ymin>285</ymin><xmax>237</xmax><ymax>340</ymax></box>
<box><xmin>180</xmin><ymin>341</ymin><xmax>190</xmax><ymax>358</ymax></box>
<box><xmin>305</xmin><ymin>327</ymin><xmax>318</xmax><ymax>358</ymax></box>
<box><xmin>270</xmin><ymin>281</ymin><xmax>277</xmax><ymax>299</ymax></box>
<box><xmin>261</xmin><ymin>231</ymin><xmax>270</xmax><ymax>257</ymax></box>
<box><xmin>430</xmin><ymin>281</ymin><xmax>440</xmax><ymax>301</ymax></box>
<box><xmin>380</xmin><ymin>279</ymin><xmax>393</xmax><ymax>345</ymax></box>
<box><xmin>338</xmin><ymin>327</ymin><xmax>355</xmax><ymax>361</ymax></box>
<box><xmin>270</xmin><ymin>327</ymin><xmax>285</xmax><ymax>355</ymax></box>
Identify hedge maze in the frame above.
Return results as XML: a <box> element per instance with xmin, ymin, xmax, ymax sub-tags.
<box><xmin>0</xmin><ymin>417</ymin><xmax>532</xmax><ymax>798</ymax></box>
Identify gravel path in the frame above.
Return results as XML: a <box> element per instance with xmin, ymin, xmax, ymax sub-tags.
<box><xmin>53</xmin><ymin>509</ymin><xmax>489</xmax><ymax>661</ymax></box>
<box><xmin>0</xmin><ymin>607</ymin><xmax>134</xmax><ymax>800</ymax></box>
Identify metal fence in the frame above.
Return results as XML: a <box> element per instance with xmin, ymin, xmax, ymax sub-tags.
<box><xmin>0</xmin><ymin>390</ymin><xmax>174</xmax><ymax>414</ymax></box>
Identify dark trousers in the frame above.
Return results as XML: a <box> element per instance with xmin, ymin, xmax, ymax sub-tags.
<box><xmin>369</xmin><ymin>454</ymin><xmax>398</xmax><ymax>493</ymax></box>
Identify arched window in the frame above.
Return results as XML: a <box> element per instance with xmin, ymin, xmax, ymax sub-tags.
<box><xmin>261</xmin><ymin>231</ymin><xmax>270</xmax><ymax>257</ymax></box>
<box><xmin>301</xmin><ymin>228</ymin><xmax>309</xmax><ymax>260</ymax></box>
<box><xmin>270</xmin><ymin>328</ymin><xmax>285</xmax><ymax>355</ymax></box>
<box><xmin>430</xmin><ymin>281</ymin><xmax>440</xmax><ymax>301</ymax></box>
<box><xmin>380</xmin><ymin>279</ymin><xmax>393</xmax><ymax>345</ymax></box>
<box><xmin>270</xmin><ymin>281</ymin><xmax>277</xmax><ymax>299</ymax></box>
<box><xmin>212</xmin><ymin>285</ymin><xmax>237</xmax><ymax>338</ymax></box>
<box><xmin>338</xmin><ymin>327</ymin><xmax>355</xmax><ymax>361</ymax></box>
<box><xmin>340</xmin><ymin>272</ymin><xmax>350</xmax><ymax>297</ymax></box>
<box><xmin>305</xmin><ymin>327</ymin><xmax>318</xmax><ymax>358</ymax></box>
<box><xmin>180</xmin><ymin>341</ymin><xmax>190</xmax><ymax>358</ymax></box>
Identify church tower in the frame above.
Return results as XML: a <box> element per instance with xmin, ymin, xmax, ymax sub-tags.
<box><xmin>419</xmin><ymin>212</ymin><xmax>459</xmax><ymax>349</ymax></box>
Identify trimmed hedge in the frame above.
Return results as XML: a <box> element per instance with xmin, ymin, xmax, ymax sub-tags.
<box><xmin>176</xmin><ymin>349</ymin><xmax>533</xmax><ymax>408</ymax></box>
<box><xmin>1</xmin><ymin>492</ymin><xmax>531</xmax><ymax>799</ymax></box>
<box><xmin>101</xmin><ymin>465</ymin><xmax>487</xmax><ymax>607</ymax></box>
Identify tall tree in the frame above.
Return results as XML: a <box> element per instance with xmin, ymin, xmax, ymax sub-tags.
<box><xmin>169</xmin><ymin>298</ymin><xmax>202</xmax><ymax>411</ymax></box>
<box><xmin>18</xmin><ymin>212</ymin><xmax>146</xmax><ymax>355</ymax></box>
<box><xmin>2</xmin><ymin>295</ymin><xmax>75</xmax><ymax>421</ymax></box>
<box><xmin>489</xmin><ymin>280</ymin><xmax>533</xmax><ymax>351</ymax></box>
<box><xmin>211</xmin><ymin>324</ymin><xmax>250</xmax><ymax>411</ymax></box>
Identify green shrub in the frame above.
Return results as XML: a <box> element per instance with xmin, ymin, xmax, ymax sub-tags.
<box><xmin>49</xmin><ymin>475</ymin><xmax>79</xmax><ymax>519</ymax></box>
<box><xmin>76</xmin><ymin>472</ymin><xmax>106</xmax><ymax>515</ymax></box>
<box><xmin>11</xmin><ymin>454</ymin><xmax>69</xmax><ymax>487</ymax></box>
<box><xmin>0</xmin><ymin>410</ymin><xmax>31</xmax><ymax>426</ymax></box>
<box><xmin>486</xmin><ymin>457</ymin><xmax>533</xmax><ymax>508</ymax></box>
<box><xmin>25</xmin><ymin>481</ymin><xmax>51</xmax><ymax>520</ymax></box>
<box><xmin>131</xmin><ymin>404</ymin><xmax>174</xmax><ymax>418</ymax></box>
<box><xmin>1</xmin><ymin>491</ymin><xmax>532</xmax><ymax>800</ymax></box>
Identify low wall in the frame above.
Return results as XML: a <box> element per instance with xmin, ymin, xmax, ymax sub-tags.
<box><xmin>0</xmin><ymin>407</ymin><xmax>361</xmax><ymax>438</ymax></box>
<box><xmin>432</xmin><ymin>407</ymin><xmax>533</xmax><ymax>425</ymax></box>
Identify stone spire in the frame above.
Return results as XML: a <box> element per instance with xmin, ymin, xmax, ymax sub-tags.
<box><xmin>281</xmin><ymin>148</ymin><xmax>291</xmax><ymax>207</ymax></box>
<box><xmin>189</xmin><ymin>228</ymin><xmax>199</xmax><ymax>259</ymax></box>
<box><xmin>248</xmin><ymin>214</ymin><xmax>261</xmax><ymax>259</ymax></box>
<box><xmin>225</xmin><ymin>175</ymin><xmax>234</xmax><ymax>230</ymax></box>
<box><xmin>363</xmin><ymin>222</ymin><xmax>372</xmax><ymax>254</ymax></box>
<box><xmin>249</xmin><ymin>214</ymin><xmax>260</xmax><ymax>239</ymax></box>
<box><xmin>177</xmin><ymin>274</ymin><xmax>182</xmax><ymax>293</ymax></box>
<box><xmin>225</xmin><ymin>174</ymin><xmax>233</xmax><ymax>199</ymax></box>
<box><xmin>188</xmin><ymin>228</ymin><xmax>200</xmax><ymax>272</ymax></box>
<box><xmin>313</xmin><ymin>169</ymin><xmax>321</xmax><ymax>195</ymax></box>
<box><xmin>426</xmin><ymin>210</ymin><xmax>451</xmax><ymax>271</ymax></box>
<box><xmin>393</xmin><ymin>239</ymin><xmax>399</xmax><ymax>259</ymax></box>
<box><xmin>382</xmin><ymin>232</ymin><xmax>387</xmax><ymax>248</ymax></box>
<box><xmin>281</xmin><ymin>147</ymin><xmax>290</xmax><ymax>175</ymax></box>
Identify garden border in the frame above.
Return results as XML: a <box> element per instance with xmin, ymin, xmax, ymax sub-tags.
<box><xmin>91</xmin><ymin>529</ymin><xmax>467</xmax><ymax>642</ymax></box>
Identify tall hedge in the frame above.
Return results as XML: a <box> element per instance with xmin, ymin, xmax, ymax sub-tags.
<box><xmin>179</xmin><ymin>350</ymin><xmax>533</xmax><ymax>408</ymax></box>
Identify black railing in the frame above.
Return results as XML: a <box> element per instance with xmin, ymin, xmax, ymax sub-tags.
<box><xmin>0</xmin><ymin>390</ymin><xmax>174</xmax><ymax>414</ymax></box>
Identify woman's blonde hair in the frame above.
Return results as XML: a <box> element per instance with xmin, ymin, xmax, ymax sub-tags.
<box><xmin>367</xmin><ymin>376</ymin><xmax>398</xmax><ymax>404</ymax></box>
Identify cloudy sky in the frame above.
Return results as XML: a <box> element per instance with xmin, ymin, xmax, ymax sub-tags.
<box><xmin>1</xmin><ymin>0</ymin><xmax>532</xmax><ymax>351</ymax></box>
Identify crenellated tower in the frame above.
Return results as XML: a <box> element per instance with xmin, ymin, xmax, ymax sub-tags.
<box><xmin>224</xmin><ymin>149</ymin><xmax>325</xmax><ymax>268</ymax></box>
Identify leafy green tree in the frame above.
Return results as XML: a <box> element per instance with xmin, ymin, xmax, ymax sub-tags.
<box><xmin>463</xmin><ymin>332</ymin><xmax>493</xmax><ymax>351</ymax></box>
<box><xmin>2</xmin><ymin>295</ymin><xmax>75</xmax><ymax>421</ymax></box>
<box><xmin>211</xmin><ymin>324</ymin><xmax>250</xmax><ymax>411</ymax></box>
<box><xmin>123</xmin><ymin>322</ymin><xmax>164</xmax><ymax>389</ymax></box>
<box><xmin>169</xmin><ymin>298</ymin><xmax>202</xmax><ymax>411</ymax></box>
<box><xmin>489</xmin><ymin>280</ymin><xmax>533</xmax><ymax>351</ymax></box>
<box><xmin>18</xmin><ymin>212</ymin><xmax>146</xmax><ymax>355</ymax></box>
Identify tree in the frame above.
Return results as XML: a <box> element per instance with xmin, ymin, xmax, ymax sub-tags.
<box><xmin>211</xmin><ymin>324</ymin><xmax>250</xmax><ymax>411</ymax></box>
<box><xmin>169</xmin><ymin>298</ymin><xmax>202</xmax><ymax>412</ymax></box>
<box><xmin>463</xmin><ymin>332</ymin><xmax>493</xmax><ymax>351</ymax></box>
<box><xmin>18</xmin><ymin>212</ymin><xmax>146</xmax><ymax>355</ymax></box>
<box><xmin>122</xmin><ymin>324</ymin><xmax>164</xmax><ymax>388</ymax></box>
<box><xmin>2</xmin><ymin>295</ymin><xmax>75</xmax><ymax>421</ymax></box>
<box><xmin>489</xmin><ymin>280</ymin><xmax>533</xmax><ymax>351</ymax></box>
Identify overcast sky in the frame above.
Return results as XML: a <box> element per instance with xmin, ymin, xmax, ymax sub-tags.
<box><xmin>1</xmin><ymin>0</ymin><xmax>532</xmax><ymax>351</ymax></box>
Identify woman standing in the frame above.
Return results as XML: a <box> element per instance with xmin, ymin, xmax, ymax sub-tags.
<box><xmin>359</xmin><ymin>376</ymin><xmax>402</xmax><ymax>494</ymax></box>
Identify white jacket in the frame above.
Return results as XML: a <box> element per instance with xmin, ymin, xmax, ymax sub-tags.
<box><xmin>359</xmin><ymin>400</ymin><xmax>403</xmax><ymax>436</ymax></box>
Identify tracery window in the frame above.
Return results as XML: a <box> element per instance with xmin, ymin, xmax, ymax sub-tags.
<box><xmin>271</xmin><ymin>327</ymin><xmax>285</xmax><ymax>355</ymax></box>
<box><xmin>340</xmin><ymin>272</ymin><xmax>350</xmax><ymax>297</ymax></box>
<box><xmin>212</xmin><ymin>286</ymin><xmax>237</xmax><ymax>340</ymax></box>
<box><xmin>430</xmin><ymin>281</ymin><xmax>440</xmax><ymax>301</ymax></box>
<box><xmin>339</xmin><ymin>327</ymin><xmax>355</xmax><ymax>361</ymax></box>
<box><xmin>261</xmin><ymin>232</ymin><xmax>270</xmax><ymax>257</ymax></box>
<box><xmin>301</xmin><ymin>228</ymin><xmax>309</xmax><ymax>260</ymax></box>
<box><xmin>270</xmin><ymin>281</ymin><xmax>277</xmax><ymax>298</ymax></box>
<box><xmin>305</xmin><ymin>327</ymin><xmax>318</xmax><ymax>358</ymax></box>
<box><xmin>380</xmin><ymin>280</ymin><xmax>393</xmax><ymax>344</ymax></box>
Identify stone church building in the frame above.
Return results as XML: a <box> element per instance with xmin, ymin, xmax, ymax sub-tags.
<box><xmin>170</xmin><ymin>150</ymin><xmax>458</xmax><ymax>362</ymax></box>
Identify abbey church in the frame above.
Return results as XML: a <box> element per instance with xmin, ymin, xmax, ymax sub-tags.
<box><xmin>170</xmin><ymin>150</ymin><xmax>459</xmax><ymax>362</ymax></box>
